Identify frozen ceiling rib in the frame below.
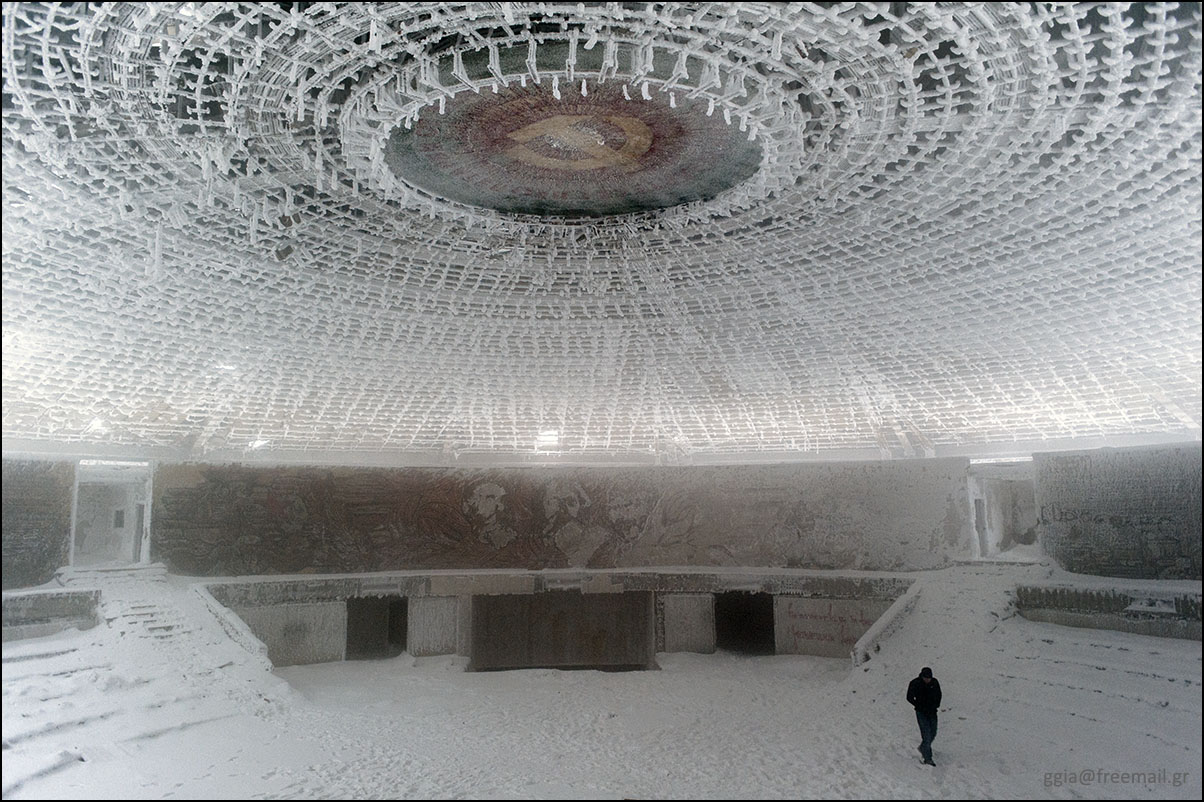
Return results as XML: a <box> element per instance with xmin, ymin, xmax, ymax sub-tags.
<box><xmin>1</xmin><ymin>2</ymin><xmax>1201</xmax><ymax>466</ymax></box>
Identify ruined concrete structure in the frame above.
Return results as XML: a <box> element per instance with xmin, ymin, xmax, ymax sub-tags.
<box><xmin>1</xmin><ymin>4</ymin><xmax>1202</xmax><ymax>667</ymax></box>
<box><xmin>1035</xmin><ymin>445</ymin><xmax>1203</xmax><ymax>579</ymax></box>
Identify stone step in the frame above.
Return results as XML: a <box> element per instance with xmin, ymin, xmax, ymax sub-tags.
<box><xmin>0</xmin><ymin>748</ymin><xmax>86</xmax><ymax>799</ymax></box>
<box><xmin>1</xmin><ymin>647</ymin><xmax>78</xmax><ymax>664</ymax></box>
<box><xmin>3</xmin><ymin>707</ymin><xmax>122</xmax><ymax>746</ymax></box>
<box><xmin>141</xmin><ymin>628</ymin><xmax>197</xmax><ymax>640</ymax></box>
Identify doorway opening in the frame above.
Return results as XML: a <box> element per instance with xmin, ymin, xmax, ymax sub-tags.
<box><xmin>346</xmin><ymin>596</ymin><xmax>407</xmax><ymax>659</ymax></box>
<box><xmin>72</xmin><ymin>460</ymin><xmax>152</xmax><ymax>568</ymax></box>
<box><xmin>968</xmin><ymin>460</ymin><xmax>1040</xmax><ymax>560</ymax></box>
<box><xmin>974</xmin><ymin>498</ymin><xmax>989</xmax><ymax>557</ymax></box>
<box><xmin>714</xmin><ymin>591</ymin><xmax>775</xmax><ymax>654</ymax></box>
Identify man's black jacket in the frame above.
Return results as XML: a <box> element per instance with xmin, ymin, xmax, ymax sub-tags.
<box><xmin>906</xmin><ymin>675</ymin><xmax>942</xmax><ymax>714</ymax></box>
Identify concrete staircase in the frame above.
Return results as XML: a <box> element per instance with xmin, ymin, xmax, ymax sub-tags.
<box><xmin>70</xmin><ymin>565</ymin><xmax>199</xmax><ymax>643</ymax></box>
<box><xmin>1</xmin><ymin>566</ymin><xmax>278</xmax><ymax>798</ymax></box>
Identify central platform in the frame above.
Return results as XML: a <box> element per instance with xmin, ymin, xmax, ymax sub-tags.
<box><xmin>203</xmin><ymin>569</ymin><xmax>911</xmax><ymax>669</ymax></box>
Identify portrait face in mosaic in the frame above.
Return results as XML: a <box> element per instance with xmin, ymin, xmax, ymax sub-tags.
<box><xmin>543</xmin><ymin>480</ymin><xmax>588</xmax><ymax>523</ymax></box>
<box><xmin>605</xmin><ymin>486</ymin><xmax>657</xmax><ymax>542</ymax></box>
<box><xmin>465</xmin><ymin>482</ymin><xmax>516</xmax><ymax>549</ymax></box>
<box><xmin>467</xmin><ymin>482</ymin><xmax>506</xmax><ymax>520</ymax></box>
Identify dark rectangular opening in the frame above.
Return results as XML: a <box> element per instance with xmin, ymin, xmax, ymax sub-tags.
<box><xmin>346</xmin><ymin>595</ymin><xmax>406</xmax><ymax>660</ymax></box>
<box><xmin>387</xmin><ymin>598</ymin><xmax>407</xmax><ymax>650</ymax></box>
<box><xmin>715</xmin><ymin>591</ymin><xmax>776</xmax><ymax>654</ymax></box>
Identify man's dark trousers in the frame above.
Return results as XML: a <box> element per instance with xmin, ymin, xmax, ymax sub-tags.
<box><xmin>916</xmin><ymin>710</ymin><xmax>938</xmax><ymax>762</ymax></box>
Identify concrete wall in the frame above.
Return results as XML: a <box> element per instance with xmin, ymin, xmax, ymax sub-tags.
<box><xmin>204</xmin><ymin>571</ymin><xmax>913</xmax><ymax>607</ymax></box>
<box><xmin>469</xmin><ymin>591</ymin><xmax>655</xmax><ymax>670</ymax></box>
<box><xmin>2</xmin><ymin>588</ymin><xmax>100</xmax><ymax>641</ymax></box>
<box><xmin>852</xmin><ymin>581</ymin><xmax>922</xmax><ymax>666</ymax></box>
<box><xmin>662</xmin><ymin>593</ymin><xmax>716</xmax><ymax>653</ymax></box>
<box><xmin>231</xmin><ymin>602</ymin><xmax>347</xmax><ymax>667</ymax></box>
<box><xmin>152</xmin><ymin>459</ymin><xmax>972</xmax><ymax>575</ymax></box>
<box><xmin>2</xmin><ymin>459</ymin><xmax>74</xmax><ymax>589</ymax></box>
<box><xmin>774</xmin><ymin>597</ymin><xmax>894</xmax><ymax>658</ymax></box>
<box><xmin>205</xmin><ymin>571</ymin><xmax>912</xmax><ymax>667</ymax></box>
<box><xmin>1035</xmin><ymin>444</ymin><xmax>1202</xmax><ymax>579</ymax></box>
<box><xmin>409</xmin><ymin>595</ymin><xmax>460</xmax><ymax>657</ymax></box>
<box><xmin>1016</xmin><ymin>585</ymin><xmax>1202</xmax><ymax>641</ymax></box>
<box><xmin>1019</xmin><ymin>607</ymin><xmax>1201</xmax><ymax>640</ymax></box>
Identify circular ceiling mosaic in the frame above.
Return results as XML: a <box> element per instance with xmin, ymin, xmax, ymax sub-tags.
<box><xmin>384</xmin><ymin>81</ymin><xmax>762</xmax><ymax>217</ymax></box>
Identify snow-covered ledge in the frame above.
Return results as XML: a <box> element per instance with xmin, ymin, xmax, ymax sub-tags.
<box><xmin>190</xmin><ymin>584</ymin><xmax>272</xmax><ymax>668</ymax></box>
<box><xmin>851</xmin><ymin>580</ymin><xmax>923</xmax><ymax>667</ymax></box>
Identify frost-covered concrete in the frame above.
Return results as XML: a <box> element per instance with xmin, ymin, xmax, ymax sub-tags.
<box><xmin>1035</xmin><ymin>444</ymin><xmax>1203</xmax><ymax>579</ymax></box>
<box><xmin>1</xmin><ymin>460</ymin><xmax>73</xmax><ymax>589</ymax></box>
<box><xmin>2</xmin><ymin>563</ymin><xmax>1199</xmax><ymax>799</ymax></box>
<box><xmin>408</xmin><ymin>595</ymin><xmax>460</xmax><ymax>658</ymax></box>
<box><xmin>231</xmin><ymin>602</ymin><xmax>347</xmax><ymax>667</ymax></box>
<box><xmin>661</xmin><ymin>593</ymin><xmax>715</xmax><ymax>654</ymax></box>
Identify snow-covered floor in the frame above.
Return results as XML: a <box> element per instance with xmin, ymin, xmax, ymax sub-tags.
<box><xmin>3</xmin><ymin>563</ymin><xmax>1200</xmax><ymax>800</ymax></box>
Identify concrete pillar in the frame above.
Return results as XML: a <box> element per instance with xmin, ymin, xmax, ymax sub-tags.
<box><xmin>232</xmin><ymin>602</ymin><xmax>346</xmax><ymax>667</ymax></box>
<box><xmin>456</xmin><ymin>595</ymin><xmax>472</xmax><ymax>657</ymax></box>
<box><xmin>409</xmin><ymin>595</ymin><xmax>459</xmax><ymax>656</ymax></box>
<box><xmin>662</xmin><ymin>593</ymin><xmax>715</xmax><ymax>653</ymax></box>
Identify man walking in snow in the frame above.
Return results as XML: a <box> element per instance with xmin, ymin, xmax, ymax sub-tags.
<box><xmin>906</xmin><ymin>666</ymin><xmax>941</xmax><ymax>766</ymax></box>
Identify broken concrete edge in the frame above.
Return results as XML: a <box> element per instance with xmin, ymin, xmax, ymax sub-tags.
<box><xmin>204</xmin><ymin>577</ymin><xmax>375</xmax><ymax>607</ymax></box>
<box><xmin>851</xmin><ymin>579</ymin><xmax>923</xmax><ymax>668</ymax></box>
<box><xmin>198</xmin><ymin>570</ymin><xmax>914</xmax><ymax>608</ymax></box>
<box><xmin>1</xmin><ymin>617</ymin><xmax>96</xmax><ymax>643</ymax></box>
<box><xmin>197</xmin><ymin>571</ymin><xmax>915</xmax><ymax>668</ymax></box>
<box><xmin>1</xmin><ymin>588</ymin><xmax>101</xmax><ymax>633</ymax></box>
<box><xmin>189</xmin><ymin>583</ymin><xmax>272</xmax><ymax>668</ymax></box>
<box><xmin>1015</xmin><ymin>585</ymin><xmax>1202</xmax><ymax>621</ymax></box>
<box><xmin>1018</xmin><ymin>608</ymin><xmax>1202</xmax><ymax>641</ymax></box>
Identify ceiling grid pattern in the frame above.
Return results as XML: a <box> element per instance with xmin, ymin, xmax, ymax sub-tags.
<box><xmin>1</xmin><ymin>2</ymin><xmax>1200</xmax><ymax>463</ymax></box>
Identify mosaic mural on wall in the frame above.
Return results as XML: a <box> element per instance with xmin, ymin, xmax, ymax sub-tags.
<box><xmin>384</xmin><ymin>45</ymin><xmax>763</xmax><ymax>217</ymax></box>
<box><xmin>152</xmin><ymin>460</ymin><xmax>971</xmax><ymax>576</ymax></box>
<box><xmin>1035</xmin><ymin>444</ymin><xmax>1203</xmax><ymax>579</ymax></box>
<box><xmin>2</xmin><ymin>459</ymin><xmax>74</xmax><ymax>589</ymax></box>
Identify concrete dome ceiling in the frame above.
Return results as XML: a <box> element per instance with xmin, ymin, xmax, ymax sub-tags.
<box><xmin>2</xmin><ymin>2</ymin><xmax>1201</xmax><ymax>464</ymax></box>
